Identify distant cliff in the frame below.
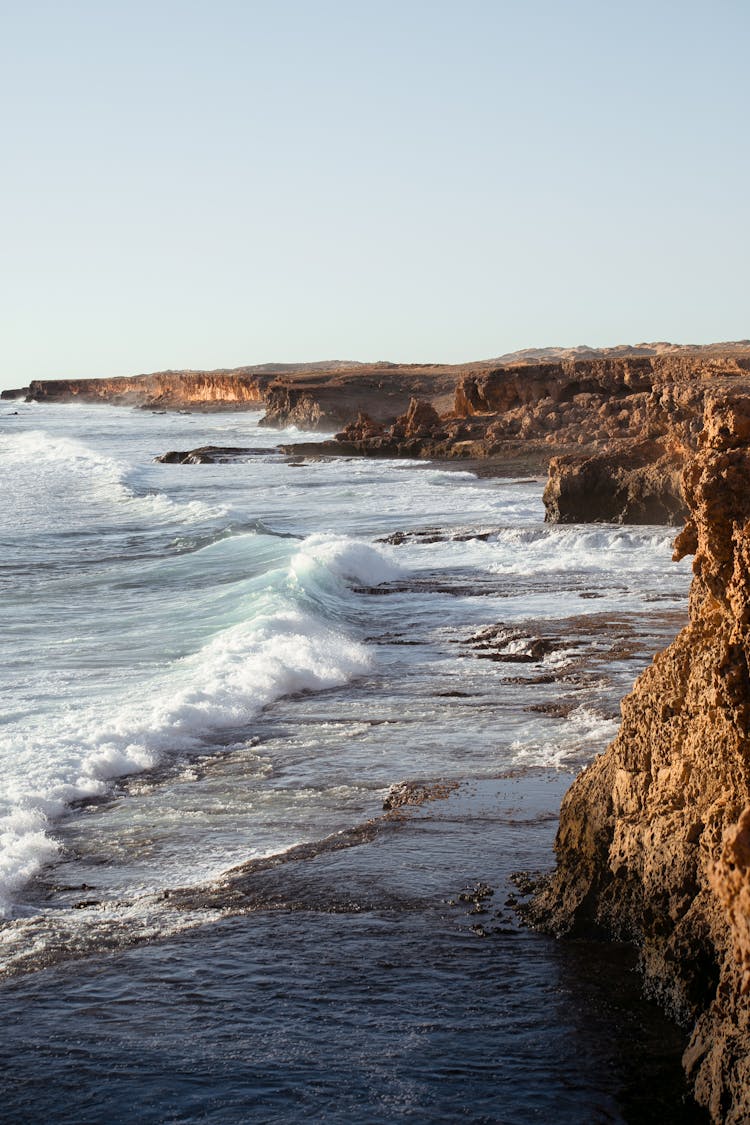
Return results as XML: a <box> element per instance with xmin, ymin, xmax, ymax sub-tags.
<box><xmin>22</xmin><ymin>361</ymin><xmax>466</xmax><ymax>423</ymax></box>
<box><xmin>18</xmin><ymin>343</ymin><xmax>750</xmax><ymax>523</ymax></box>
<box><xmin>529</xmin><ymin>396</ymin><xmax>750</xmax><ymax>1121</ymax></box>
<box><xmin>25</xmin><ymin>371</ymin><xmax>269</xmax><ymax>409</ymax></box>
<box><xmin>286</xmin><ymin>348</ymin><xmax>750</xmax><ymax>524</ymax></box>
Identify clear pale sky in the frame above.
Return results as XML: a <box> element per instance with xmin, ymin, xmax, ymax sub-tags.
<box><xmin>1</xmin><ymin>0</ymin><xmax>748</xmax><ymax>388</ymax></box>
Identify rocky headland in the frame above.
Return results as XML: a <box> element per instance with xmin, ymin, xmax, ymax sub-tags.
<box><xmin>14</xmin><ymin>342</ymin><xmax>750</xmax><ymax>529</ymax></box>
<box><xmin>13</xmin><ymin>339</ymin><xmax>750</xmax><ymax>1117</ymax></box>
<box><xmin>296</xmin><ymin>346</ymin><xmax>750</xmax><ymax>528</ymax></box>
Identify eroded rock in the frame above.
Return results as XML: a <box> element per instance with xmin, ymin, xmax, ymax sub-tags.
<box><xmin>543</xmin><ymin>439</ymin><xmax>689</xmax><ymax>524</ymax></box>
<box><xmin>529</xmin><ymin>393</ymin><xmax>750</xmax><ymax>1122</ymax></box>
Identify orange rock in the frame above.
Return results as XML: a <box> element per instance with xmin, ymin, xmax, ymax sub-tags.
<box><xmin>531</xmin><ymin>394</ymin><xmax>750</xmax><ymax>1121</ymax></box>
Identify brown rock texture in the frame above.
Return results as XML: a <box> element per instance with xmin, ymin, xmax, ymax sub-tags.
<box><xmin>280</xmin><ymin>346</ymin><xmax>750</xmax><ymax>518</ymax></box>
<box><xmin>543</xmin><ymin>439</ymin><xmax>689</xmax><ymax>525</ymax></box>
<box><xmin>26</xmin><ymin>371</ymin><xmax>270</xmax><ymax>410</ymax></box>
<box><xmin>22</xmin><ymin>342</ymin><xmax>750</xmax><ymax>523</ymax></box>
<box><xmin>529</xmin><ymin>394</ymin><xmax>750</xmax><ymax>1122</ymax></box>
<box><xmin>256</xmin><ymin>365</ymin><xmax>469</xmax><ymax>431</ymax></box>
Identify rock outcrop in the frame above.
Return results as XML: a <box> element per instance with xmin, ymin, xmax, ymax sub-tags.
<box><xmin>543</xmin><ymin>439</ymin><xmax>689</xmax><ymax>525</ymax></box>
<box><xmin>155</xmin><ymin>446</ymin><xmax>275</xmax><ymax>464</ymax></box>
<box><xmin>26</xmin><ymin>371</ymin><xmax>270</xmax><ymax>410</ymax></box>
<box><xmin>21</xmin><ymin>342</ymin><xmax>750</xmax><ymax>523</ymax></box>
<box><xmin>529</xmin><ymin>394</ymin><xmax>750</xmax><ymax>1122</ymax></box>
<box><xmin>256</xmin><ymin>365</ymin><xmax>466</xmax><ymax>431</ymax></box>
<box><xmin>284</xmin><ymin>349</ymin><xmax>750</xmax><ymax>516</ymax></box>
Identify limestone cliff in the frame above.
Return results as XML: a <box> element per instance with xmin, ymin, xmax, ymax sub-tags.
<box><xmin>529</xmin><ymin>395</ymin><xmax>750</xmax><ymax>1122</ymax></box>
<box><xmin>26</xmin><ymin>371</ymin><xmax>269</xmax><ymax>409</ymax></box>
<box><xmin>290</xmin><ymin>349</ymin><xmax>750</xmax><ymax>518</ymax></box>
<box><xmin>543</xmin><ymin>439</ymin><xmax>689</xmax><ymax>525</ymax></box>
<box><xmin>256</xmin><ymin>365</ymin><xmax>467</xmax><ymax>431</ymax></box>
<box><xmin>21</xmin><ymin>344</ymin><xmax>750</xmax><ymax>527</ymax></box>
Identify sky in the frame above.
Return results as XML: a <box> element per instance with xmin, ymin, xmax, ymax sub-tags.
<box><xmin>1</xmin><ymin>0</ymin><xmax>748</xmax><ymax>388</ymax></box>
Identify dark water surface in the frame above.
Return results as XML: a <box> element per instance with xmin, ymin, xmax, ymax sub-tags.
<box><xmin>0</xmin><ymin>775</ymin><xmax>706</xmax><ymax>1125</ymax></box>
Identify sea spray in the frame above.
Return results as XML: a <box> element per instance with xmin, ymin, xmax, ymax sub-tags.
<box><xmin>0</xmin><ymin>532</ymin><xmax>399</xmax><ymax>917</ymax></box>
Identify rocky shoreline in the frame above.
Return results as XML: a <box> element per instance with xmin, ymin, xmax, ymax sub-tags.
<box><xmin>528</xmin><ymin>397</ymin><xmax>750</xmax><ymax>1122</ymax></box>
<box><xmin>11</xmin><ymin>340</ymin><xmax>750</xmax><ymax>1119</ymax></box>
<box><xmin>14</xmin><ymin>341</ymin><xmax>750</xmax><ymax>526</ymax></box>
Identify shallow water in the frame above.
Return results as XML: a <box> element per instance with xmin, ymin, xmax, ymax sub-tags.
<box><xmin>0</xmin><ymin>399</ymin><xmax>702</xmax><ymax>1121</ymax></box>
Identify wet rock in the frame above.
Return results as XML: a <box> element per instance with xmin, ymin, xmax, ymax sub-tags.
<box><xmin>156</xmin><ymin>445</ymin><xmax>271</xmax><ymax>464</ymax></box>
<box><xmin>463</xmin><ymin>625</ymin><xmax>561</xmax><ymax>663</ymax></box>
<box><xmin>382</xmin><ymin>779</ymin><xmax>458</xmax><ymax>811</ymax></box>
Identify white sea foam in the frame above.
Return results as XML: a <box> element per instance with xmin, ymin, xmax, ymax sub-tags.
<box><xmin>0</xmin><ymin>430</ymin><xmax>224</xmax><ymax>529</ymax></box>
<box><xmin>484</xmin><ymin>524</ymin><xmax>682</xmax><ymax>576</ymax></box>
<box><xmin>0</xmin><ymin>810</ymin><xmax>61</xmax><ymax>919</ymax></box>
<box><xmin>0</xmin><ymin>533</ymin><xmax>395</xmax><ymax>917</ymax></box>
<box><xmin>510</xmin><ymin>704</ymin><xmax>621</xmax><ymax>769</ymax></box>
<box><xmin>290</xmin><ymin>533</ymin><xmax>401</xmax><ymax>587</ymax></box>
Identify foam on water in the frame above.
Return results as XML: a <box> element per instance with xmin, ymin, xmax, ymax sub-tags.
<box><xmin>0</xmin><ymin>402</ymin><xmax>692</xmax><ymax>931</ymax></box>
<box><xmin>484</xmin><ymin>524</ymin><xmax>680</xmax><ymax>575</ymax></box>
<box><xmin>510</xmin><ymin>705</ymin><xmax>622</xmax><ymax>769</ymax></box>
<box><xmin>0</xmin><ymin>531</ymin><xmax>398</xmax><ymax>917</ymax></box>
<box><xmin>0</xmin><ymin>429</ymin><xmax>225</xmax><ymax>530</ymax></box>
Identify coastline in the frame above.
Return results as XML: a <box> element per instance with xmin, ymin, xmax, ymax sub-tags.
<box><xmin>2</xmin><ymin>364</ymin><xmax>746</xmax><ymax>1120</ymax></box>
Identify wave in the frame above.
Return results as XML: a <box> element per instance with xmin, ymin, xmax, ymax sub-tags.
<box><xmin>510</xmin><ymin>704</ymin><xmax>621</xmax><ymax>769</ymax></box>
<box><xmin>0</xmin><ymin>533</ymin><xmax>399</xmax><ymax>918</ymax></box>
<box><xmin>0</xmin><ymin>430</ymin><xmax>225</xmax><ymax>528</ymax></box>
<box><xmin>451</xmin><ymin>523</ymin><xmax>687</xmax><ymax>580</ymax></box>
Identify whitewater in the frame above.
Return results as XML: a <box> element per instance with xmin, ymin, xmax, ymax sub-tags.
<box><xmin>0</xmin><ymin>398</ymin><xmax>692</xmax><ymax>924</ymax></box>
<box><xmin>0</xmin><ymin>398</ymin><xmax>704</xmax><ymax>1122</ymax></box>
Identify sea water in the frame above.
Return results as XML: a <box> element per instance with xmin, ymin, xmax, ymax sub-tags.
<box><xmin>0</xmin><ymin>400</ymin><xmax>703</xmax><ymax>1123</ymax></box>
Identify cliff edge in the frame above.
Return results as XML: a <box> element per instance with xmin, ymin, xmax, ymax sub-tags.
<box><xmin>529</xmin><ymin>394</ymin><xmax>750</xmax><ymax>1122</ymax></box>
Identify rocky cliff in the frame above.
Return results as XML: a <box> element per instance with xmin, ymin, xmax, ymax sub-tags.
<box><xmin>312</xmin><ymin>354</ymin><xmax>695</xmax><ymax>460</ymax></box>
<box><xmin>529</xmin><ymin>395</ymin><xmax>750</xmax><ymax>1122</ymax></box>
<box><xmin>25</xmin><ymin>371</ymin><xmax>270</xmax><ymax>409</ymax></box>
<box><xmin>19</xmin><ymin>342</ymin><xmax>750</xmax><ymax>523</ymax></box>
<box><xmin>543</xmin><ymin>439</ymin><xmax>689</xmax><ymax>525</ymax></box>
<box><xmin>256</xmin><ymin>364</ymin><xmax>464</xmax><ymax>430</ymax></box>
<box><xmin>22</xmin><ymin>361</ymin><xmax>468</xmax><ymax>422</ymax></box>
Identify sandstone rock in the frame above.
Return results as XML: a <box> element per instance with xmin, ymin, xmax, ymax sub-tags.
<box><xmin>23</xmin><ymin>346</ymin><xmax>750</xmax><ymax>506</ymax></box>
<box><xmin>529</xmin><ymin>394</ymin><xmax>750</xmax><ymax>1121</ymax></box>
<box><xmin>334</xmin><ymin>412</ymin><xmax>386</xmax><ymax>442</ymax></box>
<box><xmin>26</xmin><ymin>372</ymin><xmax>268</xmax><ymax>409</ymax></box>
<box><xmin>393</xmin><ymin>398</ymin><xmax>444</xmax><ymax>440</ymax></box>
<box><xmin>543</xmin><ymin>439</ymin><xmax>688</xmax><ymax>524</ymax></box>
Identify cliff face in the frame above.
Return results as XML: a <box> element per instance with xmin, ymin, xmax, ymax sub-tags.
<box><xmin>21</xmin><ymin>345</ymin><xmax>750</xmax><ymax>527</ymax></box>
<box><xmin>26</xmin><ymin>372</ymin><xmax>269</xmax><ymax>409</ymax></box>
<box><xmin>300</xmin><ymin>352</ymin><xmax>750</xmax><ymax>511</ymax></box>
<box><xmin>543</xmin><ymin>439</ymin><xmax>689</xmax><ymax>525</ymax></box>
<box><xmin>529</xmin><ymin>395</ymin><xmax>750</xmax><ymax>1122</ymax></box>
<box><xmin>257</xmin><ymin>365</ymin><xmax>466</xmax><ymax>431</ymax></box>
<box><xmin>24</xmin><ymin>362</ymin><xmax>466</xmax><ymax>423</ymax></box>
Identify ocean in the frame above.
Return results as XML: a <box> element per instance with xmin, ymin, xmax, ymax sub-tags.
<box><xmin>0</xmin><ymin>400</ymin><xmax>706</xmax><ymax>1122</ymax></box>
